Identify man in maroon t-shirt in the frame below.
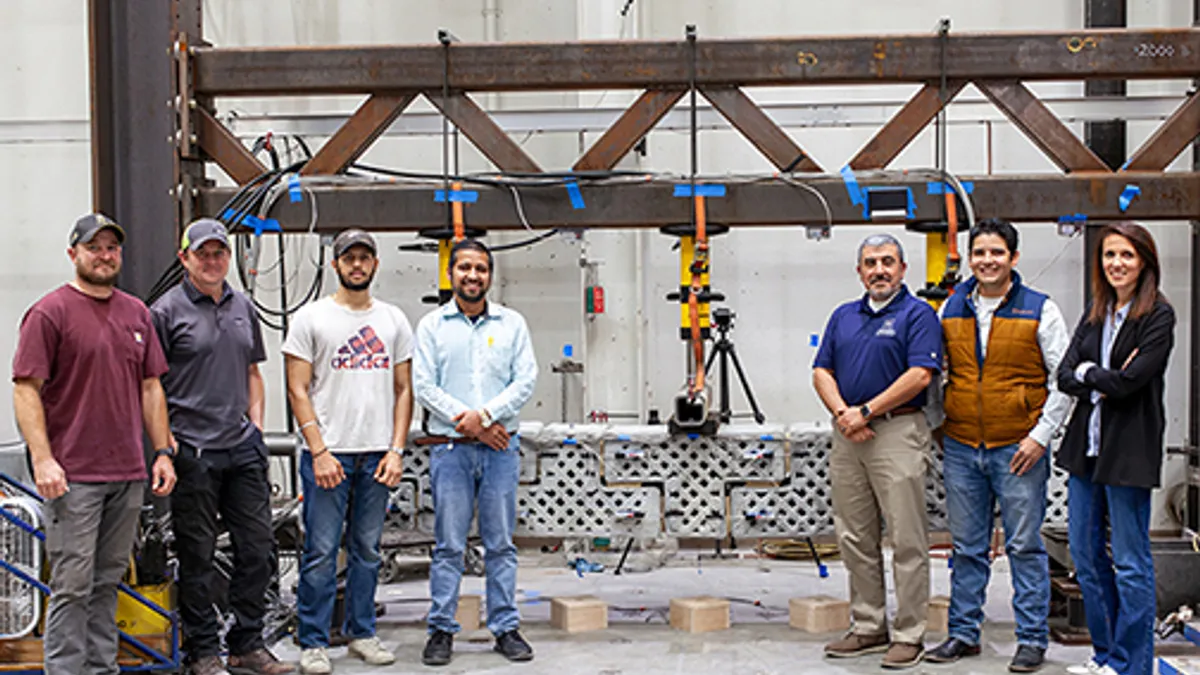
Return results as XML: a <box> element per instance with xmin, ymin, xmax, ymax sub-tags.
<box><xmin>11</xmin><ymin>213</ymin><xmax>176</xmax><ymax>675</ymax></box>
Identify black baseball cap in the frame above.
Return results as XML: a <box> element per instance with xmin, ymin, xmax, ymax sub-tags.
<box><xmin>181</xmin><ymin>218</ymin><xmax>231</xmax><ymax>252</ymax></box>
<box><xmin>333</xmin><ymin>229</ymin><xmax>378</xmax><ymax>258</ymax></box>
<box><xmin>69</xmin><ymin>213</ymin><xmax>125</xmax><ymax>247</ymax></box>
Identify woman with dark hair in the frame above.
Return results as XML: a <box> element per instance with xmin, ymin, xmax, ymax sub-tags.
<box><xmin>1057</xmin><ymin>221</ymin><xmax>1175</xmax><ymax>675</ymax></box>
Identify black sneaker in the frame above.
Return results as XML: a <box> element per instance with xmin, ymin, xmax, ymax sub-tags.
<box><xmin>1009</xmin><ymin>645</ymin><xmax>1045</xmax><ymax>673</ymax></box>
<box><xmin>926</xmin><ymin>637</ymin><xmax>982</xmax><ymax>663</ymax></box>
<box><xmin>494</xmin><ymin>630</ymin><xmax>534</xmax><ymax>662</ymax></box>
<box><xmin>421</xmin><ymin>630</ymin><xmax>454</xmax><ymax>667</ymax></box>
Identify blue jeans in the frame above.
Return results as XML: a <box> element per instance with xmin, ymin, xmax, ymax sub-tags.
<box><xmin>943</xmin><ymin>437</ymin><xmax>1050</xmax><ymax>648</ymax></box>
<box><xmin>297</xmin><ymin>451</ymin><xmax>390</xmax><ymax>648</ymax></box>
<box><xmin>428</xmin><ymin>437</ymin><xmax>521</xmax><ymax>636</ymax></box>
<box><xmin>1068</xmin><ymin>471</ymin><xmax>1155</xmax><ymax>675</ymax></box>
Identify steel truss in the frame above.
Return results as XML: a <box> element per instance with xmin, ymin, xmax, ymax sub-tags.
<box><xmin>172</xmin><ymin>27</ymin><xmax>1200</xmax><ymax>228</ymax></box>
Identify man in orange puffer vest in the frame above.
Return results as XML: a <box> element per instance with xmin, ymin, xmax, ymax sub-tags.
<box><xmin>927</xmin><ymin>219</ymin><xmax>1072</xmax><ymax>673</ymax></box>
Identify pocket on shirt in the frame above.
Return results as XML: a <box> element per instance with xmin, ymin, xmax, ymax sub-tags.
<box><xmin>486</xmin><ymin>351</ymin><xmax>511</xmax><ymax>380</ymax></box>
<box><xmin>115</xmin><ymin>324</ymin><xmax>149</xmax><ymax>364</ymax></box>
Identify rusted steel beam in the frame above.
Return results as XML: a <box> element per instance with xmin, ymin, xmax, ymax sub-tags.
<box><xmin>848</xmin><ymin>80</ymin><xmax>967</xmax><ymax>170</ymax></box>
<box><xmin>192</xmin><ymin>29</ymin><xmax>1200</xmax><ymax>96</ymax></box>
<box><xmin>573</xmin><ymin>89</ymin><xmax>684</xmax><ymax>171</ymax></box>
<box><xmin>425</xmin><ymin>92</ymin><xmax>541</xmax><ymax>173</ymax></box>
<box><xmin>976</xmin><ymin>79</ymin><xmax>1110</xmax><ymax>173</ymax></box>
<box><xmin>1124</xmin><ymin>91</ymin><xmax>1200</xmax><ymax>171</ymax></box>
<box><xmin>194</xmin><ymin>106</ymin><xmax>266</xmax><ymax>185</ymax></box>
<box><xmin>199</xmin><ymin>172</ymin><xmax>1200</xmax><ymax>231</ymax></box>
<box><xmin>300</xmin><ymin>92</ymin><xmax>416</xmax><ymax>175</ymax></box>
<box><xmin>701</xmin><ymin>87</ymin><xmax>822</xmax><ymax>172</ymax></box>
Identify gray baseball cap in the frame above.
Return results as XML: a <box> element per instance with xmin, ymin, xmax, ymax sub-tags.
<box><xmin>181</xmin><ymin>218</ymin><xmax>230</xmax><ymax>252</ymax></box>
<box><xmin>333</xmin><ymin>229</ymin><xmax>378</xmax><ymax>258</ymax></box>
<box><xmin>69</xmin><ymin>213</ymin><xmax>125</xmax><ymax>247</ymax></box>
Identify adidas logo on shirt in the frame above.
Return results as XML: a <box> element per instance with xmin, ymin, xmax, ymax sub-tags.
<box><xmin>331</xmin><ymin>326</ymin><xmax>391</xmax><ymax>370</ymax></box>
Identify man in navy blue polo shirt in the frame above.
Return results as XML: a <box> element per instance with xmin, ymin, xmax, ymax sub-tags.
<box><xmin>814</xmin><ymin>233</ymin><xmax>941</xmax><ymax>670</ymax></box>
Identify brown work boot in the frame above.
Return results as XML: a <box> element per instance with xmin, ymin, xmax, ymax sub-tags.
<box><xmin>824</xmin><ymin>632</ymin><xmax>890</xmax><ymax>658</ymax></box>
<box><xmin>881</xmin><ymin>642</ymin><xmax>925</xmax><ymax>670</ymax></box>
<box><xmin>190</xmin><ymin>655</ymin><xmax>230</xmax><ymax>675</ymax></box>
<box><xmin>227</xmin><ymin>648</ymin><xmax>295</xmax><ymax>675</ymax></box>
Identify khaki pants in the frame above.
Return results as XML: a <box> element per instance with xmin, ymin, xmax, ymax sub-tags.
<box><xmin>830</xmin><ymin>413</ymin><xmax>931</xmax><ymax>644</ymax></box>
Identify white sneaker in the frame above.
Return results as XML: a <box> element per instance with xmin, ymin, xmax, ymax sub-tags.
<box><xmin>299</xmin><ymin>647</ymin><xmax>332</xmax><ymax>675</ymax></box>
<box><xmin>347</xmin><ymin>636</ymin><xmax>396</xmax><ymax>665</ymax></box>
<box><xmin>1067</xmin><ymin>661</ymin><xmax>1113</xmax><ymax>675</ymax></box>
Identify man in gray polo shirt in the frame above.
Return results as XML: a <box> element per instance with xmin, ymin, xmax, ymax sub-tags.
<box><xmin>151</xmin><ymin>219</ymin><xmax>293</xmax><ymax>675</ymax></box>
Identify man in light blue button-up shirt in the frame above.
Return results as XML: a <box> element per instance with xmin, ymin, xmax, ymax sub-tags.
<box><xmin>413</xmin><ymin>239</ymin><xmax>538</xmax><ymax>667</ymax></box>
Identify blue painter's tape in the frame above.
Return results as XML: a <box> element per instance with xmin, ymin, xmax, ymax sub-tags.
<box><xmin>434</xmin><ymin>189</ymin><xmax>479</xmax><ymax>203</ymax></box>
<box><xmin>810</xmin><ymin>333</ymin><xmax>819</xmax><ymax>348</ymax></box>
<box><xmin>287</xmin><ymin>173</ymin><xmax>302</xmax><ymax>203</ymax></box>
<box><xmin>1119</xmin><ymin>184</ymin><xmax>1141</xmax><ymax>212</ymax></box>
<box><xmin>562</xmin><ymin>438</ymin><xmax>578</xmax><ymax>446</ymax></box>
<box><xmin>1057</xmin><ymin>213</ymin><xmax>1088</xmax><ymax>224</ymax></box>
<box><xmin>221</xmin><ymin>209</ymin><xmax>281</xmax><ymax>235</ymax></box>
<box><xmin>250</xmin><ymin>217</ymin><xmax>281</xmax><ymax>235</ymax></box>
<box><xmin>926</xmin><ymin>181</ymin><xmax>974</xmax><ymax>195</ymax></box>
<box><xmin>221</xmin><ymin>208</ymin><xmax>253</xmax><ymax>226</ymax></box>
<box><xmin>1118</xmin><ymin>159</ymin><xmax>1131</xmax><ymax>172</ymax></box>
<box><xmin>673</xmin><ymin>184</ymin><xmax>727</xmax><ymax>198</ymax></box>
<box><xmin>616</xmin><ymin>434</ymin><xmax>631</xmax><ymax>442</ymax></box>
<box><xmin>759</xmin><ymin>435</ymin><xmax>775</xmax><ymax>441</ymax></box>
<box><xmin>840</xmin><ymin>165</ymin><xmax>864</xmax><ymax>205</ymax></box>
<box><xmin>687</xmin><ymin>433</ymin><xmax>699</xmax><ymax>440</ymax></box>
<box><xmin>565</xmin><ymin>180</ymin><xmax>585</xmax><ymax>209</ymax></box>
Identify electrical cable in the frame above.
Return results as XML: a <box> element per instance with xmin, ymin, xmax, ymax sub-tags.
<box><xmin>143</xmin><ymin>166</ymin><xmax>285</xmax><ymax>305</ymax></box>
<box><xmin>351</xmin><ymin>162</ymin><xmax>653</xmax><ymax>188</ymax></box>
<box><xmin>490</xmin><ymin>229</ymin><xmax>560</xmax><ymax>251</ymax></box>
<box><xmin>776</xmin><ymin>175</ymin><xmax>833</xmax><ymax>228</ymax></box>
<box><xmin>507</xmin><ymin>185</ymin><xmax>535</xmax><ymax>231</ymax></box>
<box><xmin>1026</xmin><ymin>228</ymin><xmax>1083</xmax><ymax>286</ymax></box>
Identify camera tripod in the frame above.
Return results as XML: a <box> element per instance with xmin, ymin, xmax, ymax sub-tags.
<box><xmin>704</xmin><ymin>308</ymin><xmax>766</xmax><ymax>425</ymax></box>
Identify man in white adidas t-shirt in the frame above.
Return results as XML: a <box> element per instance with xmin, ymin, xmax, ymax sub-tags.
<box><xmin>282</xmin><ymin>229</ymin><xmax>414</xmax><ymax>674</ymax></box>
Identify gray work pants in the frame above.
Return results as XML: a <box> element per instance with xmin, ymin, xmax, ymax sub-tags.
<box><xmin>43</xmin><ymin>480</ymin><xmax>144</xmax><ymax>675</ymax></box>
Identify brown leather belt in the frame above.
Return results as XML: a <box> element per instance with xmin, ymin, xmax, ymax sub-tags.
<box><xmin>413</xmin><ymin>434</ymin><xmax>518</xmax><ymax>447</ymax></box>
<box><xmin>880</xmin><ymin>405</ymin><xmax>922</xmax><ymax>419</ymax></box>
<box><xmin>413</xmin><ymin>436</ymin><xmax>450</xmax><ymax>446</ymax></box>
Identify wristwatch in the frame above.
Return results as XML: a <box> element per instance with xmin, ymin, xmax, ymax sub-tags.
<box><xmin>859</xmin><ymin>404</ymin><xmax>872</xmax><ymax>420</ymax></box>
<box><xmin>388</xmin><ymin>446</ymin><xmax>404</xmax><ymax>457</ymax></box>
<box><xmin>153</xmin><ymin>448</ymin><xmax>174</xmax><ymax>461</ymax></box>
<box><xmin>478</xmin><ymin>408</ymin><xmax>494</xmax><ymax>428</ymax></box>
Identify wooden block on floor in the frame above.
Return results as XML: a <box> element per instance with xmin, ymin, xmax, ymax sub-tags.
<box><xmin>551</xmin><ymin>595</ymin><xmax>609</xmax><ymax>633</ymax></box>
<box><xmin>789</xmin><ymin>595</ymin><xmax>850</xmax><ymax>633</ymax></box>
<box><xmin>669</xmin><ymin>596</ymin><xmax>730</xmax><ymax>633</ymax></box>
<box><xmin>927</xmin><ymin>595</ymin><xmax>950</xmax><ymax>633</ymax></box>
<box><xmin>0</xmin><ymin>637</ymin><xmax>43</xmax><ymax>666</ymax></box>
<box><xmin>456</xmin><ymin>594</ymin><xmax>482</xmax><ymax>632</ymax></box>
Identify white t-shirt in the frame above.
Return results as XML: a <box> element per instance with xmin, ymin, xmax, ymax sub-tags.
<box><xmin>974</xmin><ymin>293</ymin><xmax>1003</xmax><ymax>358</ymax></box>
<box><xmin>282</xmin><ymin>296</ymin><xmax>414</xmax><ymax>453</ymax></box>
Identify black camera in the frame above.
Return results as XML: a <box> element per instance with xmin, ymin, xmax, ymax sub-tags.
<box><xmin>712</xmin><ymin>307</ymin><xmax>734</xmax><ymax>328</ymax></box>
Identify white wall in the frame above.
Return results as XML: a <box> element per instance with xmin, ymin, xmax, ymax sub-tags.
<box><xmin>1</xmin><ymin>0</ymin><xmax>1194</xmax><ymax>523</ymax></box>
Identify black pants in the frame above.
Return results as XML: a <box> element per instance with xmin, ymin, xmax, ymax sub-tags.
<box><xmin>172</xmin><ymin>429</ymin><xmax>275</xmax><ymax>660</ymax></box>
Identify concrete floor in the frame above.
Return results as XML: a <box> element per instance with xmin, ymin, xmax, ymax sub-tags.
<box><xmin>264</xmin><ymin>552</ymin><xmax>1131</xmax><ymax>674</ymax></box>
